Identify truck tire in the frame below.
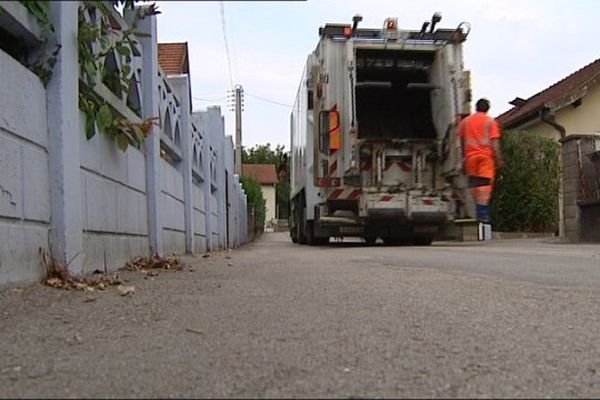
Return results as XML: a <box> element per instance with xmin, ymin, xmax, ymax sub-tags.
<box><xmin>306</xmin><ymin>221</ymin><xmax>329</xmax><ymax>246</ymax></box>
<box><xmin>315</xmin><ymin>236</ymin><xmax>330</xmax><ymax>245</ymax></box>
<box><xmin>363</xmin><ymin>237</ymin><xmax>377</xmax><ymax>245</ymax></box>
<box><xmin>305</xmin><ymin>220</ymin><xmax>319</xmax><ymax>245</ymax></box>
<box><xmin>298</xmin><ymin>208</ymin><xmax>307</xmax><ymax>244</ymax></box>
<box><xmin>413</xmin><ymin>236</ymin><xmax>433</xmax><ymax>246</ymax></box>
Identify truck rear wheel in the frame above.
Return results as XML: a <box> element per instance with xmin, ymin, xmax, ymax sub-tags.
<box><xmin>413</xmin><ymin>236</ymin><xmax>433</xmax><ymax>246</ymax></box>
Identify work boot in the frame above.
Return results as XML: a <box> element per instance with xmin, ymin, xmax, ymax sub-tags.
<box><xmin>476</xmin><ymin>204</ymin><xmax>490</xmax><ymax>222</ymax></box>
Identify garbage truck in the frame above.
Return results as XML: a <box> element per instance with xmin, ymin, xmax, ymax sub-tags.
<box><xmin>290</xmin><ymin>13</ymin><xmax>473</xmax><ymax>245</ymax></box>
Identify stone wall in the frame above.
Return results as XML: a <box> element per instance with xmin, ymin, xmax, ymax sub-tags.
<box><xmin>560</xmin><ymin>134</ymin><xmax>600</xmax><ymax>242</ymax></box>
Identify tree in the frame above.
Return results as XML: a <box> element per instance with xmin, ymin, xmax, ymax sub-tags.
<box><xmin>242</xmin><ymin>143</ymin><xmax>290</xmax><ymax>220</ymax></box>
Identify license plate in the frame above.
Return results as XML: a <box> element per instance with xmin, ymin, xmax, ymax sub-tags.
<box><xmin>339</xmin><ymin>226</ymin><xmax>363</xmax><ymax>234</ymax></box>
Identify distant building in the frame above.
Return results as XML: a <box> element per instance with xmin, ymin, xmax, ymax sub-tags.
<box><xmin>242</xmin><ymin>164</ymin><xmax>278</xmax><ymax>231</ymax></box>
<box><xmin>497</xmin><ymin>58</ymin><xmax>600</xmax><ymax>139</ymax></box>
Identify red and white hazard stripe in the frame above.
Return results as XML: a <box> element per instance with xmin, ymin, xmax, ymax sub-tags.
<box><xmin>328</xmin><ymin>188</ymin><xmax>362</xmax><ymax>201</ymax></box>
<box><xmin>384</xmin><ymin>160</ymin><xmax>412</xmax><ymax>172</ymax></box>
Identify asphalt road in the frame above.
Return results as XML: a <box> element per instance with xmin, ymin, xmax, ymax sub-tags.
<box><xmin>1</xmin><ymin>233</ymin><xmax>600</xmax><ymax>398</ymax></box>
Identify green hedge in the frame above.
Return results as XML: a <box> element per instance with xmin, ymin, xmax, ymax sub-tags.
<box><xmin>240</xmin><ymin>175</ymin><xmax>265</xmax><ymax>231</ymax></box>
<box><xmin>490</xmin><ymin>130</ymin><xmax>560</xmax><ymax>232</ymax></box>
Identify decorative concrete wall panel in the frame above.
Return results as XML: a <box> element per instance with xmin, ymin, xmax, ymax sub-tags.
<box><xmin>0</xmin><ymin>51</ymin><xmax>47</xmax><ymax>147</ymax></box>
<box><xmin>194</xmin><ymin>235</ymin><xmax>207</xmax><ymax>253</ymax></box>
<box><xmin>160</xmin><ymin>192</ymin><xmax>184</xmax><ymax>231</ymax></box>
<box><xmin>117</xmin><ymin>186</ymin><xmax>143</xmax><ymax>234</ymax></box>
<box><xmin>22</xmin><ymin>145</ymin><xmax>50</xmax><ymax>222</ymax></box>
<box><xmin>83</xmin><ymin>172</ymin><xmax>119</xmax><ymax>232</ymax></box>
<box><xmin>192</xmin><ymin>184</ymin><xmax>205</xmax><ymax>211</ymax></box>
<box><xmin>161</xmin><ymin>160</ymin><xmax>184</xmax><ymax>200</ymax></box>
<box><xmin>163</xmin><ymin>230</ymin><xmax>185</xmax><ymax>254</ymax></box>
<box><xmin>0</xmin><ymin>136</ymin><xmax>22</xmax><ymax>219</ymax></box>
<box><xmin>99</xmin><ymin>134</ymin><xmax>128</xmax><ymax>184</ymax></box>
<box><xmin>193</xmin><ymin>208</ymin><xmax>206</xmax><ymax>237</ymax></box>
<box><xmin>126</xmin><ymin>149</ymin><xmax>147</xmax><ymax>193</ymax></box>
<box><xmin>0</xmin><ymin>224</ymin><xmax>47</xmax><ymax>285</ymax></box>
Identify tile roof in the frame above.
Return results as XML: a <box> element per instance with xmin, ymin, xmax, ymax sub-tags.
<box><xmin>157</xmin><ymin>42</ymin><xmax>189</xmax><ymax>75</ymax></box>
<box><xmin>242</xmin><ymin>164</ymin><xmax>278</xmax><ymax>185</ymax></box>
<box><xmin>497</xmin><ymin>57</ymin><xmax>600</xmax><ymax>128</ymax></box>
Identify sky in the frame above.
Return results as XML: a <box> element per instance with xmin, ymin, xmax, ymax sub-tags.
<box><xmin>155</xmin><ymin>0</ymin><xmax>600</xmax><ymax>150</ymax></box>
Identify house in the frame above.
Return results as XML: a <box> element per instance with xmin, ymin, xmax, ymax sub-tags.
<box><xmin>497</xmin><ymin>57</ymin><xmax>600</xmax><ymax>242</ymax></box>
<box><xmin>242</xmin><ymin>164</ymin><xmax>278</xmax><ymax>231</ymax></box>
<box><xmin>158</xmin><ymin>42</ymin><xmax>190</xmax><ymax>75</ymax></box>
<box><xmin>157</xmin><ymin>42</ymin><xmax>192</xmax><ymax>111</ymax></box>
<box><xmin>497</xmin><ymin>57</ymin><xmax>600</xmax><ymax>140</ymax></box>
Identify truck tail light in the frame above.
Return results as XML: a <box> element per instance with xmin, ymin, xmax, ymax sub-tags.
<box><xmin>329</xmin><ymin>110</ymin><xmax>341</xmax><ymax>150</ymax></box>
<box><xmin>384</xmin><ymin>18</ymin><xmax>398</xmax><ymax>30</ymax></box>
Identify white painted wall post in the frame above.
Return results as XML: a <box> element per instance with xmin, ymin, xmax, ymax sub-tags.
<box><xmin>168</xmin><ymin>75</ymin><xmax>194</xmax><ymax>254</ymax></box>
<box><xmin>216</xmin><ymin>125</ymin><xmax>226</xmax><ymax>249</ymax></box>
<box><xmin>47</xmin><ymin>1</ymin><xmax>83</xmax><ymax>274</ymax></box>
<box><xmin>202</xmin><ymin>141</ymin><xmax>213</xmax><ymax>251</ymax></box>
<box><xmin>136</xmin><ymin>8</ymin><xmax>163</xmax><ymax>255</ymax></box>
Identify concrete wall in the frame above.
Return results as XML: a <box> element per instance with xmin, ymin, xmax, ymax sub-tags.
<box><xmin>0</xmin><ymin>2</ymin><xmax>247</xmax><ymax>287</ymax></box>
<box><xmin>0</xmin><ymin>48</ymin><xmax>50</xmax><ymax>285</ymax></box>
<box><xmin>80</xmin><ymin>124</ymin><xmax>149</xmax><ymax>273</ymax></box>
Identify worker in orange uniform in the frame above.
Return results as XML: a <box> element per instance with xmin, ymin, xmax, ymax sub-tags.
<box><xmin>458</xmin><ymin>98</ymin><xmax>505</xmax><ymax>222</ymax></box>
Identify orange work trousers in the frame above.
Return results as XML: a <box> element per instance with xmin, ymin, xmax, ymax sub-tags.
<box><xmin>464</xmin><ymin>153</ymin><xmax>495</xmax><ymax>205</ymax></box>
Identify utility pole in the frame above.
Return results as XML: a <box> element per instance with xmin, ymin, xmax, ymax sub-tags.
<box><xmin>230</xmin><ymin>84</ymin><xmax>244</xmax><ymax>175</ymax></box>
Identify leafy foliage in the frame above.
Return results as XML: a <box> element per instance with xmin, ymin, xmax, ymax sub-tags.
<box><xmin>16</xmin><ymin>1</ymin><xmax>61</xmax><ymax>85</ymax></box>
<box><xmin>77</xmin><ymin>0</ymin><xmax>161</xmax><ymax>151</ymax></box>
<box><xmin>490</xmin><ymin>130</ymin><xmax>560</xmax><ymax>232</ymax></box>
<box><xmin>242</xmin><ymin>143</ymin><xmax>290</xmax><ymax>219</ymax></box>
<box><xmin>240</xmin><ymin>175</ymin><xmax>266</xmax><ymax>231</ymax></box>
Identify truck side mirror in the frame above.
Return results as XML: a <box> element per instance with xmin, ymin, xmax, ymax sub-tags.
<box><xmin>319</xmin><ymin>108</ymin><xmax>341</xmax><ymax>153</ymax></box>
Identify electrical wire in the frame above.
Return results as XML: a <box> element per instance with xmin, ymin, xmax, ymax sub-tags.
<box><xmin>245</xmin><ymin>92</ymin><xmax>292</xmax><ymax>108</ymax></box>
<box><xmin>219</xmin><ymin>2</ymin><xmax>234</xmax><ymax>88</ymax></box>
<box><xmin>193</xmin><ymin>96</ymin><xmax>228</xmax><ymax>102</ymax></box>
<box><xmin>226</xmin><ymin>4</ymin><xmax>240</xmax><ymax>83</ymax></box>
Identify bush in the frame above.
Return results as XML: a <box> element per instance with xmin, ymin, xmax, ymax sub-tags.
<box><xmin>490</xmin><ymin>130</ymin><xmax>560</xmax><ymax>232</ymax></box>
<box><xmin>240</xmin><ymin>175</ymin><xmax>265</xmax><ymax>231</ymax></box>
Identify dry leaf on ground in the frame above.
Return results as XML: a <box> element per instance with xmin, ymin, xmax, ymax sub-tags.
<box><xmin>117</xmin><ymin>285</ymin><xmax>136</xmax><ymax>297</ymax></box>
<box><xmin>123</xmin><ymin>254</ymin><xmax>186</xmax><ymax>272</ymax></box>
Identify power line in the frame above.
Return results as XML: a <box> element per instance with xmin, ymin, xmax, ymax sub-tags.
<box><xmin>245</xmin><ymin>92</ymin><xmax>292</xmax><ymax>108</ymax></box>
<box><xmin>226</xmin><ymin>4</ymin><xmax>240</xmax><ymax>83</ymax></box>
<box><xmin>193</xmin><ymin>96</ymin><xmax>227</xmax><ymax>102</ymax></box>
<box><xmin>219</xmin><ymin>2</ymin><xmax>234</xmax><ymax>88</ymax></box>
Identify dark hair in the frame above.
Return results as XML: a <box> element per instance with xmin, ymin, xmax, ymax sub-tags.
<box><xmin>476</xmin><ymin>98</ymin><xmax>490</xmax><ymax>112</ymax></box>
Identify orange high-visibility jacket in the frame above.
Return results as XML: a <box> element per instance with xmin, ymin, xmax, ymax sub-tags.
<box><xmin>458</xmin><ymin>112</ymin><xmax>500</xmax><ymax>159</ymax></box>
